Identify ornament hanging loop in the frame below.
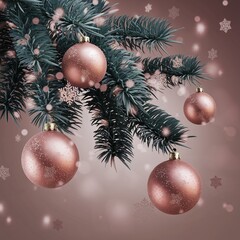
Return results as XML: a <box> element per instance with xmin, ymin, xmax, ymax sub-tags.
<box><xmin>169</xmin><ymin>148</ymin><xmax>180</xmax><ymax>160</ymax></box>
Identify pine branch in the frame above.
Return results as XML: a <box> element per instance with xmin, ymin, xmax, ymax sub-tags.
<box><xmin>94</xmin><ymin>37</ymin><xmax>151</xmax><ymax>114</ymax></box>
<box><xmin>0</xmin><ymin>59</ymin><xmax>27</xmax><ymax>122</ymax></box>
<box><xmin>0</xmin><ymin>11</ymin><xmax>26</xmax><ymax>122</ymax></box>
<box><xmin>84</xmin><ymin>88</ymin><xmax>133</xmax><ymax>168</ymax></box>
<box><xmin>7</xmin><ymin>4</ymin><xmax>59</xmax><ymax>73</ymax></box>
<box><xmin>142</xmin><ymin>55</ymin><xmax>205</xmax><ymax>88</ymax></box>
<box><xmin>28</xmin><ymin>76</ymin><xmax>82</xmax><ymax>134</ymax></box>
<box><xmin>81</xmin><ymin>0</ymin><xmax>112</xmax><ymax>15</ymax></box>
<box><xmin>0</xmin><ymin>13</ymin><xmax>13</xmax><ymax>59</ymax></box>
<box><xmin>43</xmin><ymin>0</ymin><xmax>109</xmax><ymax>54</ymax></box>
<box><xmin>6</xmin><ymin>0</ymin><xmax>42</xmax><ymax>11</ymax></box>
<box><xmin>129</xmin><ymin>103</ymin><xmax>191</xmax><ymax>153</ymax></box>
<box><xmin>105</xmin><ymin>16</ymin><xmax>178</xmax><ymax>53</ymax></box>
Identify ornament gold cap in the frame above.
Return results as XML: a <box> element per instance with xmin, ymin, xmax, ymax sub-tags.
<box><xmin>77</xmin><ymin>33</ymin><xmax>90</xmax><ymax>43</ymax></box>
<box><xmin>44</xmin><ymin>122</ymin><xmax>57</xmax><ymax>131</ymax></box>
<box><xmin>169</xmin><ymin>148</ymin><xmax>180</xmax><ymax>160</ymax></box>
<box><xmin>196</xmin><ymin>87</ymin><xmax>203</xmax><ymax>93</ymax></box>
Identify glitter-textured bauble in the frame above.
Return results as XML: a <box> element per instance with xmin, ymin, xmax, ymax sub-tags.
<box><xmin>21</xmin><ymin>131</ymin><xmax>79</xmax><ymax>188</ymax></box>
<box><xmin>184</xmin><ymin>88</ymin><xmax>216</xmax><ymax>125</ymax></box>
<box><xmin>62</xmin><ymin>42</ymin><xmax>107</xmax><ymax>88</ymax></box>
<box><xmin>148</xmin><ymin>159</ymin><xmax>201</xmax><ymax>215</ymax></box>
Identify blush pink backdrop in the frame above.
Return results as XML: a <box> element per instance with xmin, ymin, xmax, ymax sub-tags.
<box><xmin>0</xmin><ymin>0</ymin><xmax>240</xmax><ymax>239</ymax></box>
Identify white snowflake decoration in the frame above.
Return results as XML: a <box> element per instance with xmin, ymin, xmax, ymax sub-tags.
<box><xmin>169</xmin><ymin>6</ymin><xmax>180</xmax><ymax>20</ymax></box>
<box><xmin>219</xmin><ymin>18</ymin><xmax>231</xmax><ymax>33</ymax></box>
<box><xmin>172</xmin><ymin>56</ymin><xmax>183</xmax><ymax>68</ymax></box>
<box><xmin>208</xmin><ymin>48</ymin><xmax>218</xmax><ymax>60</ymax></box>
<box><xmin>145</xmin><ymin>3</ymin><xmax>152</xmax><ymax>13</ymax></box>
<box><xmin>59</xmin><ymin>82</ymin><xmax>81</xmax><ymax>105</ymax></box>
<box><xmin>15</xmin><ymin>134</ymin><xmax>21</xmax><ymax>142</ymax></box>
<box><xmin>0</xmin><ymin>166</ymin><xmax>10</xmax><ymax>180</ymax></box>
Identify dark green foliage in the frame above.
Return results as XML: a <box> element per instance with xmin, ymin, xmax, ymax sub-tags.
<box><xmin>7</xmin><ymin>0</ymin><xmax>42</xmax><ymax>11</ymax></box>
<box><xmin>0</xmin><ymin>13</ymin><xmax>13</xmax><ymax>59</ymax></box>
<box><xmin>95</xmin><ymin>37</ymin><xmax>151</xmax><ymax>114</ymax></box>
<box><xmin>42</xmin><ymin>0</ymin><xmax>107</xmax><ymax>54</ymax></box>
<box><xmin>84</xmin><ymin>88</ymin><xmax>133</xmax><ymax>168</ymax></box>
<box><xmin>142</xmin><ymin>56</ymin><xmax>205</xmax><ymax>87</ymax></box>
<box><xmin>29</xmin><ymin>76</ymin><xmax>82</xmax><ymax>134</ymax></box>
<box><xmin>81</xmin><ymin>0</ymin><xmax>113</xmax><ymax>15</ymax></box>
<box><xmin>106</xmin><ymin>16</ymin><xmax>178</xmax><ymax>53</ymax></box>
<box><xmin>7</xmin><ymin>5</ymin><xmax>59</xmax><ymax>73</ymax></box>
<box><xmin>0</xmin><ymin>12</ymin><xmax>26</xmax><ymax>122</ymax></box>
<box><xmin>0</xmin><ymin>59</ymin><xmax>26</xmax><ymax>122</ymax></box>
<box><xmin>129</xmin><ymin>104</ymin><xmax>191</xmax><ymax>153</ymax></box>
<box><xmin>0</xmin><ymin>0</ymin><xmax>207</xmax><ymax>168</ymax></box>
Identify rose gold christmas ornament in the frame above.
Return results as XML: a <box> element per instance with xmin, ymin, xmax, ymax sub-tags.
<box><xmin>147</xmin><ymin>149</ymin><xmax>201</xmax><ymax>214</ymax></box>
<box><xmin>62</xmin><ymin>36</ymin><xmax>107</xmax><ymax>89</ymax></box>
<box><xmin>184</xmin><ymin>87</ymin><xmax>216</xmax><ymax>125</ymax></box>
<box><xmin>21</xmin><ymin>123</ymin><xmax>79</xmax><ymax>188</ymax></box>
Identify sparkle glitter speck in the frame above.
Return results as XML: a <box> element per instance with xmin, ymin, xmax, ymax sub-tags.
<box><xmin>32</xmin><ymin>17</ymin><xmax>40</xmax><ymax>25</ymax></box>
<box><xmin>222</xmin><ymin>0</ymin><xmax>228</xmax><ymax>6</ymax></box>
<box><xmin>56</xmin><ymin>72</ymin><xmax>64</xmax><ymax>80</ymax></box>
<box><xmin>46</xmin><ymin>104</ymin><xmax>53</xmax><ymax>111</ymax></box>
<box><xmin>43</xmin><ymin>86</ymin><xmax>49</xmax><ymax>92</ymax></box>
<box><xmin>43</xmin><ymin>215</ymin><xmax>51</xmax><ymax>225</ymax></box>
<box><xmin>100</xmin><ymin>84</ymin><xmax>108</xmax><ymax>92</ymax></box>
<box><xmin>21</xmin><ymin>129</ymin><xmax>28</xmax><ymax>136</ymax></box>
<box><xmin>197</xmin><ymin>197</ymin><xmax>204</xmax><ymax>207</ymax></box>
<box><xmin>196</xmin><ymin>22</ymin><xmax>206</xmax><ymax>34</ymax></box>
<box><xmin>13</xmin><ymin>112</ymin><xmax>20</xmax><ymax>119</ymax></box>
<box><xmin>194</xmin><ymin>16</ymin><xmax>201</xmax><ymax>22</ymax></box>
<box><xmin>34</xmin><ymin>48</ymin><xmax>40</xmax><ymax>55</ymax></box>
<box><xmin>137</xmin><ymin>143</ymin><xmax>147</xmax><ymax>153</ymax></box>
<box><xmin>193</xmin><ymin>43</ymin><xmax>200</xmax><ymax>52</ymax></box>
<box><xmin>0</xmin><ymin>203</ymin><xmax>4</xmax><ymax>213</ymax></box>
<box><xmin>223</xmin><ymin>203</ymin><xmax>234</xmax><ymax>212</ymax></box>
<box><xmin>92</xmin><ymin>0</ymin><xmax>99</xmax><ymax>5</ymax></box>
<box><xmin>126</xmin><ymin>79</ymin><xmax>135</xmax><ymax>88</ymax></box>
<box><xmin>177</xmin><ymin>86</ymin><xmax>187</xmax><ymax>96</ymax></box>
<box><xmin>6</xmin><ymin>216</ymin><xmax>12</xmax><ymax>224</ymax></box>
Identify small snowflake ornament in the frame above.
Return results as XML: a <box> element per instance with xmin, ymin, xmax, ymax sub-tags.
<box><xmin>219</xmin><ymin>18</ymin><xmax>231</xmax><ymax>33</ymax></box>
<box><xmin>145</xmin><ymin>3</ymin><xmax>152</xmax><ymax>13</ymax></box>
<box><xmin>133</xmin><ymin>197</ymin><xmax>156</xmax><ymax>221</ymax></box>
<box><xmin>53</xmin><ymin>219</ymin><xmax>63</xmax><ymax>231</ymax></box>
<box><xmin>59</xmin><ymin>82</ymin><xmax>81</xmax><ymax>105</ymax></box>
<box><xmin>210</xmin><ymin>176</ymin><xmax>222</xmax><ymax>189</ymax></box>
<box><xmin>0</xmin><ymin>166</ymin><xmax>10</xmax><ymax>181</ymax></box>
<box><xmin>15</xmin><ymin>134</ymin><xmax>21</xmax><ymax>142</ymax></box>
<box><xmin>169</xmin><ymin>6</ymin><xmax>180</xmax><ymax>20</ymax></box>
<box><xmin>172</xmin><ymin>56</ymin><xmax>183</xmax><ymax>68</ymax></box>
<box><xmin>208</xmin><ymin>48</ymin><xmax>218</xmax><ymax>60</ymax></box>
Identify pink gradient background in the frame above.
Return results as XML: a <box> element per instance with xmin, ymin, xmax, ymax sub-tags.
<box><xmin>1</xmin><ymin>0</ymin><xmax>240</xmax><ymax>239</ymax></box>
